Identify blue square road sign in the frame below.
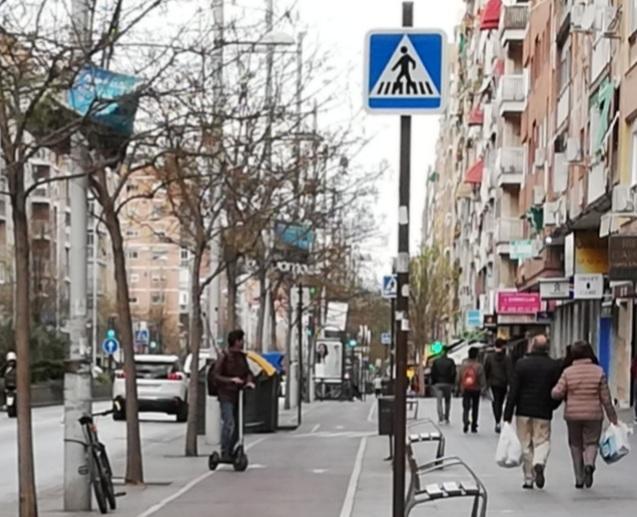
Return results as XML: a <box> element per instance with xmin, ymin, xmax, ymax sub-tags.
<box><xmin>364</xmin><ymin>29</ymin><xmax>448</xmax><ymax>114</ymax></box>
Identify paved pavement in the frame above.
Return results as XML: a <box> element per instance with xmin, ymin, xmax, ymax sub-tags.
<box><xmin>3</xmin><ymin>397</ymin><xmax>636</xmax><ymax>516</ymax></box>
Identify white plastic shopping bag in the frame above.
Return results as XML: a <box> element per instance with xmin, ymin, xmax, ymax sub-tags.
<box><xmin>495</xmin><ymin>423</ymin><xmax>522</xmax><ymax>468</ymax></box>
<box><xmin>600</xmin><ymin>423</ymin><xmax>632</xmax><ymax>464</ymax></box>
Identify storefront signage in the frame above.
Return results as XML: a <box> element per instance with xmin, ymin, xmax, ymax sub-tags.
<box><xmin>574</xmin><ymin>231</ymin><xmax>608</xmax><ymax>274</ymax></box>
<box><xmin>539</xmin><ymin>278</ymin><xmax>571</xmax><ymax>299</ymax></box>
<box><xmin>611</xmin><ymin>282</ymin><xmax>636</xmax><ymax>299</ymax></box>
<box><xmin>573</xmin><ymin>273</ymin><xmax>604</xmax><ymax>299</ymax></box>
<box><xmin>609</xmin><ymin>235</ymin><xmax>637</xmax><ymax>281</ymax></box>
<box><xmin>510</xmin><ymin>240</ymin><xmax>534</xmax><ymax>261</ymax></box>
<box><xmin>496</xmin><ymin>292</ymin><xmax>540</xmax><ymax>314</ymax></box>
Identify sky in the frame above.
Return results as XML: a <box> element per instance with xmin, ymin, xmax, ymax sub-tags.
<box><xmin>296</xmin><ymin>0</ymin><xmax>464</xmax><ymax>278</ymax></box>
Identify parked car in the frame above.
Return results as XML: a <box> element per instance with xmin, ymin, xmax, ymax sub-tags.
<box><xmin>183</xmin><ymin>348</ymin><xmax>216</xmax><ymax>377</ymax></box>
<box><xmin>112</xmin><ymin>354</ymin><xmax>188</xmax><ymax>422</ymax></box>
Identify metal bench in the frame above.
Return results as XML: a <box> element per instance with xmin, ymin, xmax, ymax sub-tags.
<box><xmin>407</xmin><ymin>418</ymin><xmax>445</xmax><ymax>460</ymax></box>
<box><xmin>405</xmin><ymin>455</ymin><xmax>488</xmax><ymax>517</ymax></box>
<box><xmin>406</xmin><ymin>397</ymin><xmax>419</xmax><ymax>420</ymax></box>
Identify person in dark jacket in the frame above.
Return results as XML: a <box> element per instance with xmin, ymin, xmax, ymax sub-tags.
<box><xmin>213</xmin><ymin>330</ymin><xmax>254</xmax><ymax>459</ymax></box>
<box><xmin>458</xmin><ymin>347</ymin><xmax>487</xmax><ymax>433</ymax></box>
<box><xmin>430</xmin><ymin>346</ymin><xmax>457</xmax><ymax>424</ymax></box>
<box><xmin>484</xmin><ymin>339</ymin><xmax>513</xmax><ymax>434</ymax></box>
<box><xmin>2</xmin><ymin>351</ymin><xmax>17</xmax><ymax>390</ymax></box>
<box><xmin>504</xmin><ymin>335</ymin><xmax>561</xmax><ymax>490</ymax></box>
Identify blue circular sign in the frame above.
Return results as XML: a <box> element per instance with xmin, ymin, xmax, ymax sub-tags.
<box><xmin>102</xmin><ymin>338</ymin><xmax>119</xmax><ymax>355</ymax></box>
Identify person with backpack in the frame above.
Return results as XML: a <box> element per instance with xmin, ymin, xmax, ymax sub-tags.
<box><xmin>458</xmin><ymin>347</ymin><xmax>487</xmax><ymax>433</ymax></box>
<box><xmin>503</xmin><ymin>334</ymin><xmax>561</xmax><ymax>490</ymax></box>
<box><xmin>484</xmin><ymin>339</ymin><xmax>513</xmax><ymax>433</ymax></box>
<box><xmin>210</xmin><ymin>330</ymin><xmax>255</xmax><ymax>460</ymax></box>
<box><xmin>430</xmin><ymin>346</ymin><xmax>457</xmax><ymax>424</ymax></box>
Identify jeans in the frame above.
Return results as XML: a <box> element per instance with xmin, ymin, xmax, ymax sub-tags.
<box><xmin>220</xmin><ymin>399</ymin><xmax>239</xmax><ymax>456</ymax></box>
<box><xmin>462</xmin><ymin>391</ymin><xmax>480</xmax><ymax>429</ymax></box>
<box><xmin>516</xmin><ymin>417</ymin><xmax>551</xmax><ymax>483</ymax></box>
<box><xmin>434</xmin><ymin>383</ymin><xmax>453</xmax><ymax>422</ymax></box>
<box><xmin>567</xmin><ymin>420</ymin><xmax>603</xmax><ymax>485</ymax></box>
<box><xmin>491</xmin><ymin>386</ymin><xmax>508</xmax><ymax>425</ymax></box>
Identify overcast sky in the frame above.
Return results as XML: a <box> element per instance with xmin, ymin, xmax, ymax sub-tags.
<box><xmin>297</xmin><ymin>0</ymin><xmax>464</xmax><ymax>279</ymax></box>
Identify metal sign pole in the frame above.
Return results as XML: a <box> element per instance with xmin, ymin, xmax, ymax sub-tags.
<box><xmin>392</xmin><ymin>4</ymin><xmax>413</xmax><ymax>516</ymax></box>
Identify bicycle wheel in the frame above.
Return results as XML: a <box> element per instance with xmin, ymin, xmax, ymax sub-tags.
<box><xmin>98</xmin><ymin>446</ymin><xmax>116</xmax><ymax>510</ymax></box>
<box><xmin>92</xmin><ymin>458</ymin><xmax>108</xmax><ymax>514</ymax></box>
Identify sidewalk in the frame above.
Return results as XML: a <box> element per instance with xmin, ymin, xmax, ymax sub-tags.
<box><xmin>352</xmin><ymin>399</ymin><xmax>637</xmax><ymax>517</ymax></box>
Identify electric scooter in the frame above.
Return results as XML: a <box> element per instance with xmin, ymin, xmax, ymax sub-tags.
<box><xmin>208</xmin><ymin>389</ymin><xmax>249</xmax><ymax>472</ymax></box>
<box><xmin>4</xmin><ymin>388</ymin><xmax>16</xmax><ymax>418</ymax></box>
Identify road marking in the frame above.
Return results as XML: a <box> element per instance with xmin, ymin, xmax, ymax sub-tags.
<box><xmin>311</xmin><ymin>468</ymin><xmax>328</xmax><ymax>474</ymax></box>
<box><xmin>367</xmin><ymin>400</ymin><xmax>376</xmax><ymax>423</ymax></box>
<box><xmin>136</xmin><ymin>437</ymin><xmax>267</xmax><ymax>517</ymax></box>
<box><xmin>311</xmin><ymin>424</ymin><xmax>320</xmax><ymax>433</ymax></box>
<box><xmin>294</xmin><ymin>431</ymin><xmax>375</xmax><ymax>439</ymax></box>
<box><xmin>339</xmin><ymin>436</ymin><xmax>367</xmax><ymax>517</ymax></box>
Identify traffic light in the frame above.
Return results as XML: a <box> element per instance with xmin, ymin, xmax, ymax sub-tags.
<box><xmin>430</xmin><ymin>341</ymin><xmax>444</xmax><ymax>355</ymax></box>
<box><xmin>106</xmin><ymin>329</ymin><xmax>116</xmax><ymax>340</ymax></box>
<box><xmin>347</xmin><ymin>338</ymin><xmax>358</xmax><ymax>348</ymax></box>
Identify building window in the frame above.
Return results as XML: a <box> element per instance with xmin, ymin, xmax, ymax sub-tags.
<box><xmin>130</xmin><ymin>273</ymin><xmax>139</xmax><ymax>284</ymax></box>
<box><xmin>558</xmin><ymin>44</ymin><xmax>570</xmax><ymax>94</ymax></box>
<box><xmin>127</xmin><ymin>250</ymin><xmax>139</xmax><ymax>260</ymax></box>
<box><xmin>631</xmin><ymin>120</ymin><xmax>637</xmax><ymax>186</ymax></box>
<box><xmin>126</xmin><ymin>229</ymin><xmax>138</xmax><ymax>237</ymax></box>
<box><xmin>151</xmin><ymin>292</ymin><xmax>164</xmax><ymax>305</ymax></box>
<box><xmin>152</xmin><ymin>250</ymin><xmax>167</xmax><ymax>261</ymax></box>
<box><xmin>129</xmin><ymin>296</ymin><xmax>138</xmax><ymax>305</ymax></box>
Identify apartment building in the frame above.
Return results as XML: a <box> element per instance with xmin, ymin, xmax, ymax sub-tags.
<box><xmin>427</xmin><ymin>0</ymin><xmax>637</xmax><ymax>407</ymax></box>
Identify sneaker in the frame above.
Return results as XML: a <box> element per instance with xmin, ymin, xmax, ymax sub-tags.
<box><xmin>575</xmin><ymin>483</ymin><xmax>584</xmax><ymax>489</ymax></box>
<box><xmin>584</xmin><ymin>466</ymin><xmax>595</xmax><ymax>488</ymax></box>
<box><xmin>463</xmin><ymin>423</ymin><xmax>469</xmax><ymax>434</ymax></box>
<box><xmin>495</xmin><ymin>423</ymin><xmax>502</xmax><ymax>434</ymax></box>
<box><xmin>522</xmin><ymin>482</ymin><xmax>534</xmax><ymax>490</ymax></box>
<box><xmin>534</xmin><ymin>464</ymin><xmax>545</xmax><ymax>489</ymax></box>
<box><xmin>471</xmin><ymin>426</ymin><xmax>478</xmax><ymax>434</ymax></box>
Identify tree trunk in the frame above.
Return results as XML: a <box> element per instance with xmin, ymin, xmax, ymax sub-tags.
<box><xmin>254</xmin><ymin>268</ymin><xmax>267</xmax><ymax>352</ymax></box>
<box><xmin>11</xmin><ymin>183</ymin><xmax>38</xmax><ymax>517</ymax></box>
<box><xmin>226</xmin><ymin>260</ymin><xmax>237</xmax><ymax>331</ymax></box>
<box><xmin>102</xmin><ymin>203</ymin><xmax>144</xmax><ymax>484</ymax></box>
<box><xmin>269</xmin><ymin>284</ymin><xmax>277</xmax><ymax>351</ymax></box>
<box><xmin>185</xmin><ymin>251</ymin><xmax>204</xmax><ymax>456</ymax></box>
<box><xmin>284</xmin><ymin>283</ymin><xmax>293</xmax><ymax>410</ymax></box>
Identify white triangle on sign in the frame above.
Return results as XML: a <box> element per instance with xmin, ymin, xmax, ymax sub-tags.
<box><xmin>371</xmin><ymin>35</ymin><xmax>439</xmax><ymax>99</ymax></box>
<box><xmin>385</xmin><ymin>277</ymin><xmax>397</xmax><ymax>292</ymax></box>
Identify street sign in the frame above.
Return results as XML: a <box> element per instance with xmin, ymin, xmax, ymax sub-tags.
<box><xmin>381</xmin><ymin>332</ymin><xmax>391</xmax><ymax>345</ymax></box>
<box><xmin>382</xmin><ymin>275</ymin><xmax>398</xmax><ymax>298</ymax></box>
<box><xmin>135</xmin><ymin>329</ymin><xmax>149</xmax><ymax>345</ymax></box>
<box><xmin>574</xmin><ymin>273</ymin><xmax>604</xmax><ymax>299</ymax></box>
<box><xmin>466</xmin><ymin>309</ymin><xmax>482</xmax><ymax>329</ymax></box>
<box><xmin>102</xmin><ymin>337</ymin><xmax>119</xmax><ymax>356</ymax></box>
<box><xmin>364</xmin><ymin>29</ymin><xmax>448</xmax><ymax>114</ymax></box>
<box><xmin>539</xmin><ymin>278</ymin><xmax>571</xmax><ymax>299</ymax></box>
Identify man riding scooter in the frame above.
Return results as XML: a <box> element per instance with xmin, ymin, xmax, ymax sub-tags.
<box><xmin>3</xmin><ymin>351</ymin><xmax>17</xmax><ymax>417</ymax></box>
<box><xmin>213</xmin><ymin>330</ymin><xmax>255</xmax><ymax>461</ymax></box>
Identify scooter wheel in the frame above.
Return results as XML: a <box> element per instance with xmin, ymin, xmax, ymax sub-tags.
<box><xmin>233</xmin><ymin>453</ymin><xmax>248</xmax><ymax>472</ymax></box>
<box><xmin>208</xmin><ymin>452</ymin><xmax>220</xmax><ymax>471</ymax></box>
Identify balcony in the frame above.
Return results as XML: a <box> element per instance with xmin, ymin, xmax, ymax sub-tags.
<box><xmin>557</xmin><ymin>87</ymin><xmax>570</xmax><ymax>128</ymax></box>
<box><xmin>496</xmin><ymin>75</ymin><xmax>526</xmax><ymax>115</ymax></box>
<box><xmin>500</xmin><ymin>4</ymin><xmax>528</xmax><ymax>45</ymax></box>
<box><xmin>31</xmin><ymin>220</ymin><xmax>52</xmax><ymax>240</ymax></box>
<box><xmin>31</xmin><ymin>183</ymin><xmax>51</xmax><ymax>203</ymax></box>
<box><xmin>496</xmin><ymin>147</ymin><xmax>524</xmax><ymax>187</ymax></box>
<box><xmin>495</xmin><ymin>217</ymin><xmax>524</xmax><ymax>255</ymax></box>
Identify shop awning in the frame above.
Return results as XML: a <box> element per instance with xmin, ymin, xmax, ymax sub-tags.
<box><xmin>468</xmin><ymin>107</ymin><xmax>484</xmax><ymax>126</ymax></box>
<box><xmin>464</xmin><ymin>159</ymin><xmax>484</xmax><ymax>184</ymax></box>
<box><xmin>480</xmin><ymin>0</ymin><xmax>502</xmax><ymax>30</ymax></box>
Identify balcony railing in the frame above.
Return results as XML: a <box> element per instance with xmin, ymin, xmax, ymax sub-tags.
<box><xmin>496</xmin><ymin>75</ymin><xmax>526</xmax><ymax>115</ymax></box>
<box><xmin>31</xmin><ymin>220</ymin><xmax>51</xmax><ymax>240</ymax></box>
<box><xmin>501</xmin><ymin>4</ymin><xmax>528</xmax><ymax>43</ymax></box>
<box><xmin>496</xmin><ymin>147</ymin><xmax>524</xmax><ymax>186</ymax></box>
<box><xmin>496</xmin><ymin>218</ymin><xmax>524</xmax><ymax>245</ymax></box>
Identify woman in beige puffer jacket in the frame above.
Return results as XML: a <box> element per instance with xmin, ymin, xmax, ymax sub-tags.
<box><xmin>552</xmin><ymin>341</ymin><xmax>618</xmax><ymax>490</ymax></box>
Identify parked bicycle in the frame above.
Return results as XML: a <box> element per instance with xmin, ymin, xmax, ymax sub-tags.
<box><xmin>76</xmin><ymin>406</ymin><xmax>119</xmax><ymax>514</ymax></box>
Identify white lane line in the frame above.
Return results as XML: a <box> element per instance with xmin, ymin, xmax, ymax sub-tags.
<box><xmin>311</xmin><ymin>424</ymin><xmax>320</xmax><ymax>433</ymax></box>
<box><xmin>339</xmin><ymin>436</ymin><xmax>368</xmax><ymax>517</ymax></box>
<box><xmin>136</xmin><ymin>436</ymin><xmax>267</xmax><ymax>517</ymax></box>
<box><xmin>366</xmin><ymin>400</ymin><xmax>377</xmax><ymax>423</ymax></box>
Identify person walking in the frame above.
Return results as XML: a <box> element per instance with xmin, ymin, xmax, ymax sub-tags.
<box><xmin>373</xmin><ymin>375</ymin><xmax>383</xmax><ymax>398</ymax></box>
<box><xmin>430</xmin><ymin>346</ymin><xmax>457</xmax><ymax>424</ymax></box>
<box><xmin>213</xmin><ymin>330</ymin><xmax>255</xmax><ymax>460</ymax></box>
<box><xmin>458</xmin><ymin>347</ymin><xmax>486</xmax><ymax>433</ymax></box>
<box><xmin>552</xmin><ymin>341</ymin><xmax>618</xmax><ymax>489</ymax></box>
<box><xmin>503</xmin><ymin>334</ymin><xmax>561</xmax><ymax>490</ymax></box>
<box><xmin>484</xmin><ymin>339</ymin><xmax>513</xmax><ymax>433</ymax></box>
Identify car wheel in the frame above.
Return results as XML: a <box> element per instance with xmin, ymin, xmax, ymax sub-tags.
<box><xmin>176</xmin><ymin>401</ymin><xmax>188</xmax><ymax>423</ymax></box>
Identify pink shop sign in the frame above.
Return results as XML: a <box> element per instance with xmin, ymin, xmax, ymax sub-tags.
<box><xmin>496</xmin><ymin>292</ymin><xmax>540</xmax><ymax>315</ymax></box>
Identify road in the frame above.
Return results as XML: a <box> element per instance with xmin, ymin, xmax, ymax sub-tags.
<box><xmin>0</xmin><ymin>403</ymin><xmax>184</xmax><ymax>506</ymax></box>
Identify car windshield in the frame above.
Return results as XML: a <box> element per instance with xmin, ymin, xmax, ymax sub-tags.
<box><xmin>135</xmin><ymin>361</ymin><xmax>178</xmax><ymax>379</ymax></box>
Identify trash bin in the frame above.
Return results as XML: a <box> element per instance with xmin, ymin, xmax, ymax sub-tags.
<box><xmin>244</xmin><ymin>374</ymin><xmax>279</xmax><ymax>432</ymax></box>
<box><xmin>378</xmin><ymin>395</ymin><xmax>394</xmax><ymax>436</ymax></box>
<box><xmin>381</xmin><ymin>378</ymin><xmax>394</xmax><ymax>396</ymax></box>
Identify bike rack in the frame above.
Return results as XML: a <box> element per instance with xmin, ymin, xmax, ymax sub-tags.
<box><xmin>404</xmin><ymin>455</ymin><xmax>488</xmax><ymax>517</ymax></box>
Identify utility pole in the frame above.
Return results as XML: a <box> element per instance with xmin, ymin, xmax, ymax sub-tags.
<box><xmin>297</xmin><ymin>283</ymin><xmax>303</xmax><ymax>425</ymax></box>
<box><xmin>91</xmin><ymin>205</ymin><xmax>99</xmax><ymax>367</ymax></box>
<box><xmin>392</xmin><ymin>4</ymin><xmax>413</xmax><ymax>517</ymax></box>
<box><xmin>64</xmin><ymin>0</ymin><xmax>92</xmax><ymax>510</ymax></box>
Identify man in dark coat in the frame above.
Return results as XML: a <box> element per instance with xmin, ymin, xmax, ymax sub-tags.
<box><xmin>485</xmin><ymin>338</ymin><xmax>513</xmax><ymax>433</ymax></box>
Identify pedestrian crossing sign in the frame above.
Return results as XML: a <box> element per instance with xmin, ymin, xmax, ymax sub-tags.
<box><xmin>364</xmin><ymin>30</ymin><xmax>448</xmax><ymax>114</ymax></box>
